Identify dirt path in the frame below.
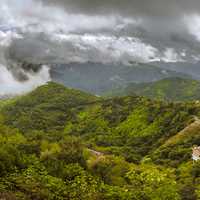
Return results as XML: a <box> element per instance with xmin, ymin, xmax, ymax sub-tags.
<box><xmin>87</xmin><ymin>149</ymin><xmax>104</xmax><ymax>156</ymax></box>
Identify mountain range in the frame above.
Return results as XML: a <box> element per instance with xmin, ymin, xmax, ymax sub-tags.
<box><xmin>107</xmin><ymin>77</ymin><xmax>200</xmax><ymax>101</ymax></box>
<box><xmin>0</xmin><ymin>82</ymin><xmax>199</xmax><ymax>199</ymax></box>
<box><xmin>50</xmin><ymin>62</ymin><xmax>189</xmax><ymax>94</ymax></box>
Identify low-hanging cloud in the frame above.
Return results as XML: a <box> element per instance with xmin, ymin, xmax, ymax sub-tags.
<box><xmin>40</xmin><ymin>0</ymin><xmax>200</xmax><ymax>18</ymax></box>
<box><xmin>0</xmin><ymin>63</ymin><xmax>50</xmax><ymax>96</ymax></box>
<box><xmin>1</xmin><ymin>0</ymin><xmax>200</xmax><ymax>65</ymax></box>
<box><xmin>1</xmin><ymin>0</ymin><xmax>200</xmax><ymax>95</ymax></box>
<box><xmin>37</xmin><ymin>0</ymin><xmax>200</xmax><ymax>46</ymax></box>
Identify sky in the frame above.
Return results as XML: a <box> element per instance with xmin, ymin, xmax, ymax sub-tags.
<box><xmin>1</xmin><ymin>0</ymin><xmax>200</xmax><ymax>94</ymax></box>
<box><xmin>40</xmin><ymin>0</ymin><xmax>200</xmax><ymax>17</ymax></box>
<box><xmin>1</xmin><ymin>0</ymin><xmax>200</xmax><ymax>61</ymax></box>
<box><xmin>40</xmin><ymin>0</ymin><xmax>200</xmax><ymax>37</ymax></box>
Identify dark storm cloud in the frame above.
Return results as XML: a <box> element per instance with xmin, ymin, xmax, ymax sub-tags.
<box><xmin>40</xmin><ymin>0</ymin><xmax>200</xmax><ymax>17</ymax></box>
<box><xmin>39</xmin><ymin>0</ymin><xmax>200</xmax><ymax>44</ymax></box>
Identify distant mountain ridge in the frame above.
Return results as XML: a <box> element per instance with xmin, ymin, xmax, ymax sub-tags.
<box><xmin>50</xmin><ymin>62</ymin><xmax>189</xmax><ymax>95</ymax></box>
<box><xmin>107</xmin><ymin>77</ymin><xmax>200</xmax><ymax>101</ymax></box>
<box><xmin>153</xmin><ymin>61</ymin><xmax>200</xmax><ymax>80</ymax></box>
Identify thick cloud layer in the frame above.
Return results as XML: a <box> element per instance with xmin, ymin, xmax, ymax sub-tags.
<box><xmin>40</xmin><ymin>0</ymin><xmax>200</xmax><ymax>17</ymax></box>
<box><xmin>1</xmin><ymin>0</ymin><xmax>200</xmax><ymax>95</ymax></box>
<box><xmin>0</xmin><ymin>0</ymin><xmax>53</xmax><ymax>95</ymax></box>
<box><xmin>39</xmin><ymin>0</ymin><xmax>200</xmax><ymax>44</ymax></box>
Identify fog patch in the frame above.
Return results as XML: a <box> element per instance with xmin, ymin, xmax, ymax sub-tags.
<box><xmin>0</xmin><ymin>64</ymin><xmax>51</xmax><ymax>96</ymax></box>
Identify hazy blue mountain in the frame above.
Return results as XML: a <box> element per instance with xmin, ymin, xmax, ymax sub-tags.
<box><xmin>50</xmin><ymin>62</ymin><xmax>189</xmax><ymax>94</ymax></box>
<box><xmin>153</xmin><ymin>61</ymin><xmax>200</xmax><ymax>80</ymax></box>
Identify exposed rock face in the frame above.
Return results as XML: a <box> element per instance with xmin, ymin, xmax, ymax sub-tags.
<box><xmin>192</xmin><ymin>146</ymin><xmax>200</xmax><ymax>161</ymax></box>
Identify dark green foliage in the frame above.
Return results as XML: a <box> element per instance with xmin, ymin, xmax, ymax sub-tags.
<box><xmin>108</xmin><ymin>77</ymin><xmax>200</xmax><ymax>101</ymax></box>
<box><xmin>3</xmin><ymin>82</ymin><xmax>98</xmax><ymax>133</ymax></box>
<box><xmin>1</xmin><ymin>82</ymin><xmax>200</xmax><ymax>199</ymax></box>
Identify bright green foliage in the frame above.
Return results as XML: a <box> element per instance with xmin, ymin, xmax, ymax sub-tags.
<box><xmin>3</xmin><ymin>82</ymin><xmax>98</xmax><ymax>133</ymax></box>
<box><xmin>108</xmin><ymin>77</ymin><xmax>200</xmax><ymax>101</ymax></box>
<box><xmin>0</xmin><ymin>82</ymin><xmax>200</xmax><ymax>199</ymax></box>
<box><xmin>126</xmin><ymin>164</ymin><xmax>180</xmax><ymax>200</ymax></box>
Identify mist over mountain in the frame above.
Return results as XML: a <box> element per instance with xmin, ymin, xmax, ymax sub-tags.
<box><xmin>3</xmin><ymin>2</ymin><xmax>200</xmax><ymax>199</ymax></box>
<box><xmin>1</xmin><ymin>0</ymin><xmax>200</xmax><ymax>95</ymax></box>
<box><xmin>50</xmin><ymin>62</ymin><xmax>189</xmax><ymax>94</ymax></box>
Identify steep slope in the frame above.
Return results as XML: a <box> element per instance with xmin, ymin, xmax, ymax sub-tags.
<box><xmin>2</xmin><ymin>82</ymin><xmax>98</xmax><ymax>133</ymax></box>
<box><xmin>1</xmin><ymin>83</ymin><xmax>200</xmax><ymax>199</ymax></box>
<box><xmin>151</xmin><ymin>116</ymin><xmax>200</xmax><ymax>166</ymax></box>
<box><xmin>66</xmin><ymin>97</ymin><xmax>196</xmax><ymax>162</ymax></box>
<box><xmin>2</xmin><ymin>82</ymin><xmax>197</xmax><ymax>162</ymax></box>
<box><xmin>108</xmin><ymin>77</ymin><xmax>200</xmax><ymax>101</ymax></box>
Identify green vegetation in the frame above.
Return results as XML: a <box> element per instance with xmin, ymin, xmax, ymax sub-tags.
<box><xmin>107</xmin><ymin>77</ymin><xmax>200</xmax><ymax>101</ymax></box>
<box><xmin>0</xmin><ymin>82</ymin><xmax>200</xmax><ymax>199</ymax></box>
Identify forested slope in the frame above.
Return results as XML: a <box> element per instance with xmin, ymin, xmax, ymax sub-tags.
<box><xmin>0</xmin><ymin>82</ymin><xmax>200</xmax><ymax>199</ymax></box>
<box><xmin>107</xmin><ymin>77</ymin><xmax>200</xmax><ymax>101</ymax></box>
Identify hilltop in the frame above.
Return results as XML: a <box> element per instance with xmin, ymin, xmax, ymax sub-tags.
<box><xmin>107</xmin><ymin>77</ymin><xmax>200</xmax><ymax>101</ymax></box>
<box><xmin>0</xmin><ymin>82</ymin><xmax>200</xmax><ymax>199</ymax></box>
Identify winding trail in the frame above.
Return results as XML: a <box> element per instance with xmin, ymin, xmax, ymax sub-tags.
<box><xmin>87</xmin><ymin>148</ymin><xmax>104</xmax><ymax>156</ymax></box>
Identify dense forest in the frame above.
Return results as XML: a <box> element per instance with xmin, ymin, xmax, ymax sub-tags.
<box><xmin>107</xmin><ymin>77</ymin><xmax>200</xmax><ymax>101</ymax></box>
<box><xmin>0</xmin><ymin>82</ymin><xmax>200</xmax><ymax>199</ymax></box>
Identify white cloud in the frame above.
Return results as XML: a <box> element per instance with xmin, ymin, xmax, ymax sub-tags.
<box><xmin>0</xmin><ymin>64</ymin><xmax>51</xmax><ymax>96</ymax></box>
<box><xmin>0</xmin><ymin>0</ymin><xmax>199</xmax><ymax>95</ymax></box>
<box><xmin>162</xmin><ymin>48</ymin><xmax>185</xmax><ymax>63</ymax></box>
<box><xmin>0</xmin><ymin>0</ymin><xmax>139</xmax><ymax>34</ymax></box>
<box><xmin>0</xmin><ymin>31</ymin><xmax>22</xmax><ymax>47</ymax></box>
<box><xmin>47</xmin><ymin>34</ymin><xmax>158</xmax><ymax>64</ymax></box>
<box><xmin>184</xmin><ymin>14</ymin><xmax>200</xmax><ymax>41</ymax></box>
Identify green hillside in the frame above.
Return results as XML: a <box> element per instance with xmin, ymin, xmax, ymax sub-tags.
<box><xmin>108</xmin><ymin>77</ymin><xmax>200</xmax><ymax>101</ymax></box>
<box><xmin>0</xmin><ymin>82</ymin><xmax>200</xmax><ymax>199</ymax></box>
<box><xmin>2</xmin><ymin>82</ymin><xmax>98</xmax><ymax>133</ymax></box>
